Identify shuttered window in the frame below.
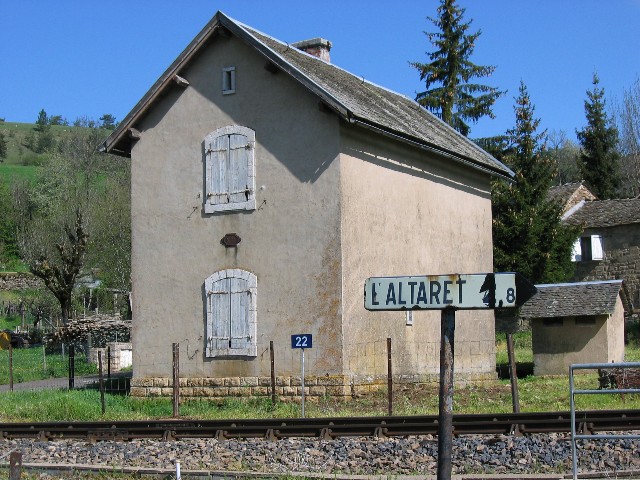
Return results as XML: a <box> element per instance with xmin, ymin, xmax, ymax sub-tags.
<box><xmin>572</xmin><ymin>235</ymin><xmax>604</xmax><ymax>262</ymax></box>
<box><xmin>205</xmin><ymin>269</ymin><xmax>257</xmax><ymax>358</ymax></box>
<box><xmin>204</xmin><ymin>126</ymin><xmax>256</xmax><ymax>213</ymax></box>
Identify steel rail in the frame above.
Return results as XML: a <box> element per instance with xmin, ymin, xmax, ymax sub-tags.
<box><xmin>1</xmin><ymin>410</ymin><xmax>639</xmax><ymax>442</ymax></box>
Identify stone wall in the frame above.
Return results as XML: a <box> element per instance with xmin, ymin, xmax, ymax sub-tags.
<box><xmin>129</xmin><ymin>371</ymin><xmax>495</xmax><ymax>399</ymax></box>
<box><xmin>573</xmin><ymin>224</ymin><xmax>640</xmax><ymax>307</ymax></box>
<box><xmin>0</xmin><ymin>272</ymin><xmax>42</xmax><ymax>291</ymax></box>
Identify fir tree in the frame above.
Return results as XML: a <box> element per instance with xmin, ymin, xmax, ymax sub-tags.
<box><xmin>492</xmin><ymin>82</ymin><xmax>578</xmax><ymax>284</ymax></box>
<box><xmin>411</xmin><ymin>0</ymin><xmax>503</xmax><ymax>136</ymax></box>
<box><xmin>577</xmin><ymin>73</ymin><xmax>620</xmax><ymax>199</ymax></box>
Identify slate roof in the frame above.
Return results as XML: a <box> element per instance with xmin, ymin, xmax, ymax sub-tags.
<box><xmin>563</xmin><ymin>199</ymin><xmax>640</xmax><ymax>228</ymax></box>
<box><xmin>519</xmin><ymin>280</ymin><xmax>626</xmax><ymax>319</ymax></box>
<box><xmin>100</xmin><ymin>12</ymin><xmax>513</xmax><ymax>180</ymax></box>
<box><xmin>547</xmin><ymin>182</ymin><xmax>584</xmax><ymax>205</ymax></box>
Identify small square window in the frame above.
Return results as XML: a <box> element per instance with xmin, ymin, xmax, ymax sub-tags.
<box><xmin>543</xmin><ymin>317</ymin><xmax>563</xmax><ymax>327</ymax></box>
<box><xmin>575</xmin><ymin>315</ymin><xmax>596</xmax><ymax>326</ymax></box>
<box><xmin>222</xmin><ymin>66</ymin><xmax>236</xmax><ymax>95</ymax></box>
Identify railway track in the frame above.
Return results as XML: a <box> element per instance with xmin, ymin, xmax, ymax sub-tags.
<box><xmin>1</xmin><ymin>410</ymin><xmax>639</xmax><ymax>442</ymax></box>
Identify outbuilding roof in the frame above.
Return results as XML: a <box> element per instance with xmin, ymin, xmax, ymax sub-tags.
<box><xmin>563</xmin><ymin>199</ymin><xmax>640</xmax><ymax>228</ymax></box>
<box><xmin>519</xmin><ymin>280</ymin><xmax>628</xmax><ymax>319</ymax></box>
<box><xmin>100</xmin><ymin>11</ymin><xmax>513</xmax><ymax>180</ymax></box>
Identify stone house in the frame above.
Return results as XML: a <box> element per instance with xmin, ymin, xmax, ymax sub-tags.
<box><xmin>547</xmin><ymin>181</ymin><xmax>597</xmax><ymax>217</ymax></box>
<box><xmin>100</xmin><ymin>12</ymin><xmax>513</xmax><ymax>398</ymax></box>
<box><xmin>563</xmin><ymin>198</ymin><xmax>640</xmax><ymax>308</ymax></box>
<box><xmin>520</xmin><ymin>280</ymin><xmax>628</xmax><ymax>375</ymax></box>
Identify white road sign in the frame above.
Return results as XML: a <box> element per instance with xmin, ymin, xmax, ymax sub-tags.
<box><xmin>364</xmin><ymin>273</ymin><xmax>536</xmax><ymax>311</ymax></box>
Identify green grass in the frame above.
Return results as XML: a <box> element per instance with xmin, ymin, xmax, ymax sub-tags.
<box><xmin>0</xmin><ymin>331</ymin><xmax>638</xmax><ymax>422</ymax></box>
<box><xmin>0</xmin><ymin>346</ymin><xmax>97</xmax><ymax>384</ymax></box>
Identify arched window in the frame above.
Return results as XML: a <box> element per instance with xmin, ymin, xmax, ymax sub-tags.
<box><xmin>204</xmin><ymin>125</ymin><xmax>256</xmax><ymax>213</ymax></box>
<box><xmin>205</xmin><ymin>269</ymin><xmax>257</xmax><ymax>357</ymax></box>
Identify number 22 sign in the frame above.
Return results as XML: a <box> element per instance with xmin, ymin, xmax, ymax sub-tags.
<box><xmin>291</xmin><ymin>334</ymin><xmax>312</xmax><ymax>349</ymax></box>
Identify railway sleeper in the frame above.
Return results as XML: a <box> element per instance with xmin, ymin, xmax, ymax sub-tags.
<box><xmin>88</xmin><ymin>430</ymin><xmax>130</xmax><ymax>443</ymax></box>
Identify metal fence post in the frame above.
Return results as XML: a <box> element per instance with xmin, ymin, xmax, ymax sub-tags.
<box><xmin>172</xmin><ymin>343</ymin><xmax>180</xmax><ymax>418</ymax></box>
<box><xmin>270</xmin><ymin>341</ymin><xmax>276</xmax><ymax>406</ymax></box>
<box><xmin>98</xmin><ymin>350</ymin><xmax>106</xmax><ymax>414</ymax></box>
<box><xmin>507</xmin><ymin>333</ymin><xmax>520</xmax><ymax>413</ymax></box>
<box><xmin>68</xmin><ymin>344</ymin><xmax>75</xmax><ymax>390</ymax></box>
<box><xmin>387</xmin><ymin>337</ymin><xmax>393</xmax><ymax>416</ymax></box>
<box><xmin>9</xmin><ymin>342</ymin><xmax>14</xmax><ymax>392</ymax></box>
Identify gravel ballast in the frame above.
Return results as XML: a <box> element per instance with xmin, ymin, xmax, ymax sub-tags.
<box><xmin>2</xmin><ymin>433</ymin><xmax>640</xmax><ymax>476</ymax></box>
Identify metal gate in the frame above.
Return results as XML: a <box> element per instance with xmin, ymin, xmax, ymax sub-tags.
<box><xmin>570</xmin><ymin>361</ymin><xmax>640</xmax><ymax>480</ymax></box>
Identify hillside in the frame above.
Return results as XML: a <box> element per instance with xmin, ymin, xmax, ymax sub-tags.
<box><xmin>0</xmin><ymin>120</ymin><xmax>114</xmax><ymax>184</ymax></box>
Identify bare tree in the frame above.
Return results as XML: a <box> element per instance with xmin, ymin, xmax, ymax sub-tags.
<box><xmin>614</xmin><ymin>76</ymin><xmax>640</xmax><ymax>197</ymax></box>
<box><xmin>23</xmin><ymin>209</ymin><xmax>89</xmax><ymax>324</ymax></box>
<box><xmin>544</xmin><ymin>129</ymin><xmax>581</xmax><ymax>186</ymax></box>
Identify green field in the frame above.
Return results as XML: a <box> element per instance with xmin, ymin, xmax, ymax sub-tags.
<box><xmin>0</xmin><ymin>346</ymin><xmax>97</xmax><ymax>385</ymax></box>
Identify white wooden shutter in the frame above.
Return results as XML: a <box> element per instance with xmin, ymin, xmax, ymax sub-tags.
<box><xmin>571</xmin><ymin>238</ymin><xmax>582</xmax><ymax>262</ymax></box>
<box><xmin>208</xmin><ymin>278</ymin><xmax>230</xmax><ymax>351</ymax></box>
<box><xmin>204</xmin><ymin>126</ymin><xmax>256</xmax><ymax>213</ymax></box>
<box><xmin>208</xmin><ymin>134</ymin><xmax>230</xmax><ymax>206</ymax></box>
<box><xmin>591</xmin><ymin>235</ymin><xmax>604</xmax><ymax>260</ymax></box>
<box><xmin>229</xmin><ymin>276</ymin><xmax>251</xmax><ymax>349</ymax></box>
<box><xmin>228</xmin><ymin>133</ymin><xmax>250</xmax><ymax>204</ymax></box>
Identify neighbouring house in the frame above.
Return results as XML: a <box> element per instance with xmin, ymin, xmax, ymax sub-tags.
<box><xmin>563</xmin><ymin>198</ymin><xmax>640</xmax><ymax>308</ymax></box>
<box><xmin>519</xmin><ymin>280</ymin><xmax>628</xmax><ymax>375</ymax></box>
<box><xmin>100</xmin><ymin>12</ymin><xmax>513</xmax><ymax>398</ymax></box>
<box><xmin>547</xmin><ymin>181</ymin><xmax>597</xmax><ymax>217</ymax></box>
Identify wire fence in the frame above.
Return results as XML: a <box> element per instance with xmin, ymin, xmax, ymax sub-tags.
<box><xmin>0</xmin><ymin>341</ymin><xmax>131</xmax><ymax>394</ymax></box>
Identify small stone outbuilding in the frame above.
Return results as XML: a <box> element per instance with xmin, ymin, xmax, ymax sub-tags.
<box><xmin>520</xmin><ymin>280</ymin><xmax>628</xmax><ymax>375</ymax></box>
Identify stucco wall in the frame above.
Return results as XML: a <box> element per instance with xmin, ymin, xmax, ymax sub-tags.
<box><xmin>573</xmin><ymin>224</ymin><xmax>640</xmax><ymax>305</ymax></box>
<box><xmin>339</xmin><ymin>128</ymin><xmax>496</xmax><ymax>380</ymax></box>
<box><xmin>532</xmin><ymin>298</ymin><xmax>625</xmax><ymax>375</ymax></box>
<box><xmin>130</xmin><ymin>35</ymin><xmax>343</xmax><ymax>380</ymax></box>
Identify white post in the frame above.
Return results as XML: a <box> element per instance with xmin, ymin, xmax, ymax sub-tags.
<box><xmin>175</xmin><ymin>460</ymin><xmax>181</xmax><ymax>480</ymax></box>
<box><xmin>301</xmin><ymin>348</ymin><xmax>306</xmax><ymax>418</ymax></box>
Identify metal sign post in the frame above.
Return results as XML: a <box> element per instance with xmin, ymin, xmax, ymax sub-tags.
<box><xmin>291</xmin><ymin>334</ymin><xmax>313</xmax><ymax>418</ymax></box>
<box><xmin>364</xmin><ymin>272</ymin><xmax>536</xmax><ymax>480</ymax></box>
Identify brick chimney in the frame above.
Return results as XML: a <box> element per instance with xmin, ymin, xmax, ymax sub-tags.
<box><xmin>291</xmin><ymin>38</ymin><xmax>332</xmax><ymax>62</ymax></box>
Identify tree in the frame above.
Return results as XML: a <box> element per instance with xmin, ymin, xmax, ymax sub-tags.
<box><xmin>34</xmin><ymin>109</ymin><xmax>50</xmax><ymax>133</ymax></box>
<box><xmin>0</xmin><ymin>131</ymin><xmax>7</xmax><ymax>161</ymax></box>
<box><xmin>544</xmin><ymin>129</ymin><xmax>581</xmax><ymax>186</ymax></box>
<box><xmin>492</xmin><ymin>82</ymin><xmax>578</xmax><ymax>284</ymax></box>
<box><xmin>576</xmin><ymin>73</ymin><xmax>620</xmax><ymax>199</ymax></box>
<box><xmin>99</xmin><ymin>114</ymin><xmax>117</xmax><ymax>130</ymax></box>
<box><xmin>411</xmin><ymin>0</ymin><xmax>503</xmax><ymax>136</ymax></box>
<box><xmin>16</xmin><ymin>127</ymin><xmax>131</xmax><ymax>323</ymax></box>
<box><xmin>614</xmin><ymin>76</ymin><xmax>640</xmax><ymax>197</ymax></box>
<box><xmin>22</xmin><ymin>209</ymin><xmax>89</xmax><ymax>324</ymax></box>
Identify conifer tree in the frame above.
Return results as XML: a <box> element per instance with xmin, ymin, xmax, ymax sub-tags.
<box><xmin>577</xmin><ymin>73</ymin><xmax>621</xmax><ymax>199</ymax></box>
<box><xmin>492</xmin><ymin>82</ymin><xmax>578</xmax><ymax>284</ymax></box>
<box><xmin>411</xmin><ymin>0</ymin><xmax>503</xmax><ymax>136</ymax></box>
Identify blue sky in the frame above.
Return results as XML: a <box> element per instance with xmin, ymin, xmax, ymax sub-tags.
<box><xmin>1</xmin><ymin>1</ymin><xmax>639</xmax><ymax>141</ymax></box>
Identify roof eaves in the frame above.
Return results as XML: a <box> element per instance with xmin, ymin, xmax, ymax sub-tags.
<box><xmin>350</xmin><ymin>117</ymin><xmax>515</xmax><ymax>181</ymax></box>
<box><xmin>100</xmin><ymin>13</ymin><xmax>227</xmax><ymax>156</ymax></box>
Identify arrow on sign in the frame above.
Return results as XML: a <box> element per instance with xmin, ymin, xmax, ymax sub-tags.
<box><xmin>364</xmin><ymin>272</ymin><xmax>536</xmax><ymax>311</ymax></box>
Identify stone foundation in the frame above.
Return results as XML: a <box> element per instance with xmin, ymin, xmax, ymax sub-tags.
<box><xmin>130</xmin><ymin>372</ymin><xmax>496</xmax><ymax>399</ymax></box>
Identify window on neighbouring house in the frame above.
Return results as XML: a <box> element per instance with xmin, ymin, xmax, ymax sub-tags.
<box><xmin>571</xmin><ymin>235</ymin><xmax>604</xmax><ymax>262</ymax></box>
<box><xmin>222</xmin><ymin>66</ymin><xmax>236</xmax><ymax>94</ymax></box>
<box><xmin>543</xmin><ymin>317</ymin><xmax>564</xmax><ymax>327</ymax></box>
<box><xmin>204</xmin><ymin>125</ymin><xmax>256</xmax><ymax>213</ymax></box>
<box><xmin>575</xmin><ymin>315</ymin><xmax>596</xmax><ymax>326</ymax></box>
<box><xmin>205</xmin><ymin>269</ymin><xmax>257</xmax><ymax>358</ymax></box>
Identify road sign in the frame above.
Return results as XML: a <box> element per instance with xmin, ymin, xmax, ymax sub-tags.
<box><xmin>291</xmin><ymin>334</ymin><xmax>313</xmax><ymax>349</ymax></box>
<box><xmin>364</xmin><ymin>272</ymin><xmax>536</xmax><ymax>311</ymax></box>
